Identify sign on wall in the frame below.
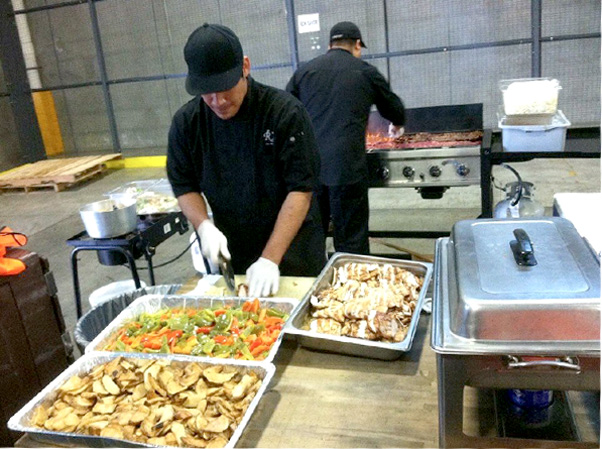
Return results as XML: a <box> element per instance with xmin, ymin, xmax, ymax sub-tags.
<box><xmin>297</xmin><ymin>13</ymin><xmax>320</xmax><ymax>34</ymax></box>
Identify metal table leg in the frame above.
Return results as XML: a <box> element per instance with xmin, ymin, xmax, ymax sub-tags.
<box><xmin>70</xmin><ymin>246</ymin><xmax>141</xmax><ymax>319</ymax></box>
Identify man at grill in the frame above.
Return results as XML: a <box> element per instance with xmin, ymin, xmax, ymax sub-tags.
<box><xmin>167</xmin><ymin>23</ymin><xmax>325</xmax><ymax>297</ymax></box>
<box><xmin>287</xmin><ymin>21</ymin><xmax>406</xmax><ymax>254</ymax></box>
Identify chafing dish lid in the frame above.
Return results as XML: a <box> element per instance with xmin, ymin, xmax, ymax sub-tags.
<box><xmin>449</xmin><ymin>217</ymin><xmax>600</xmax><ymax>341</ymax></box>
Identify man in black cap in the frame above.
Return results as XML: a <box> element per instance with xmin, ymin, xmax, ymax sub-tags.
<box><xmin>167</xmin><ymin>23</ymin><xmax>325</xmax><ymax>297</ymax></box>
<box><xmin>287</xmin><ymin>21</ymin><xmax>405</xmax><ymax>255</ymax></box>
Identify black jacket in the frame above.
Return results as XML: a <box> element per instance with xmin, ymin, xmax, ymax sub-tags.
<box><xmin>287</xmin><ymin>48</ymin><xmax>405</xmax><ymax>185</ymax></box>
<box><xmin>167</xmin><ymin>77</ymin><xmax>325</xmax><ymax>275</ymax></box>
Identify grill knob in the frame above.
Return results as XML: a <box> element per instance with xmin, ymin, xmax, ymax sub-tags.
<box><xmin>402</xmin><ymin>166</ymin><xmax>415</xmax><ymax>178</ymax></box>
<box><xmin>429</xmin><ymin>165</ymin><xmax>442</xmax><ymax>178</ymax></box>
<box><xmin>379</xmin><ymin>166</ymin><xmax>390</xmax><ymax>180</ymax></box>
<box><xmin>456</xmin><ymin>164</ymin><xmax>470</xmax><ymax>177</ymax></box>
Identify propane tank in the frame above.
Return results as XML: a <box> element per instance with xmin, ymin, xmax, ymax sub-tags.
<box><xmin>493</xmin><ymin>164</ymin><xmax>545</xmax><ymax>218</ymax></box>
<box><xmin>494</xmin><ymin>181</ymin><xmax>545</xmax><ymax>218</ymax></box>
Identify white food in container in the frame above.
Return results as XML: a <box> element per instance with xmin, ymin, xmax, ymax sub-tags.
<box><xmin>500</xmin><ymin>78</ymin><xmax>561</xmax><ymax>115</ymax></box>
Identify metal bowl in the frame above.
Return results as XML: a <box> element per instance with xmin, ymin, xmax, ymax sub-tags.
<box><xmin>79</xmin><ymin>199</ymin><xmax>137</xmax><ymax>238</ymax></box>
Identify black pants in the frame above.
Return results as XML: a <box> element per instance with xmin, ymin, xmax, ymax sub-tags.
<box><xmin>318</xmin><ymin>180</ymin><xmax>370</xmax><ymax>255</ymax></box>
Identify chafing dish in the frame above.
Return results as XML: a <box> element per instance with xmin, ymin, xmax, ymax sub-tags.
<box><xmin>431</xmin><ymin>217</ymin><xmax>600</xmax><ymax>448</ymax></box>
<box><xmin>284</xmin><ymin>253</ymin><xmax>433</xmax><ymax>360</ymax></box>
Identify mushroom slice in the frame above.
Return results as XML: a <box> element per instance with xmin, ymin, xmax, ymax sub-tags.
<box><xmin>147</xmin><ymin>436</ymin><xmax>167</xmax><ymax>446</ymax></box>
<box><xmin>101</xmin><ymin>375</ymin><xmax>120</xmax><ymax>395</ymax></box>
<box><xmin>158</xmin><ymin>367</ymin><xmax>176</xmax><ymax>389</ymax></box>
<box><xmin>181</xmin><ymin>363</ymin><xmax>203</xmax><ymax>387</ymax></box>
<box><xmin>196</xmin><ymin>415</ymin><xmax>209</xmax><ymax>432</ymax></box>
<box><xmin>182</xmin><ymin>435</ymin><xmax>209</xmax><ymax>448</ymax></box>
<box><xmin>87</xmin><ymin>420</ymin><xmax>110</xmax><ymax>431</ymax></box>
<box><xmin>205</xmin><ymin>415</ymin><xmax>230</xmax><ymax>433</ymax></box>
<box><xmin>92</xmin><ymin>399</ymin><xmax>116</xmax><ymax>415</ymax></box>
<box><xmin>144</xmin><ymin>362</ymin><xmax>162</xmax><ymax>390</ymax></box>
<box><xmin>170</xmin><ymin>421</ymin><xmax>188</xmax><ymax>445</ymax></box>
<box><xmin>73</xmin><ymin>395</ymin><xmax>95</xmax><ymax>409</ymax></box>
<box><xmin>195</xmin><ymin>379</ymin><xmax>208</xmax><ymax>398</ymax></box>
<box><xmin>207</xmin><ymin>435</ymin><xmax>229</xmax><ymax>448</ymax></box>
<box><xmin>178</xmin><ymin>391</ymin><xmax>204</xmax><ymax>408</ymax></box>
<box><xmin>92</xmin><ymin>379</ymin><xmax>108</xmax><ymax>395</ymax></box>
<box><xmin>231</xmin><ymin>374</ymin><xmax>257</xmax><ymax>400</ymax></box>
<box><xmin>131</xmin><ymin>383</ymin><xmax>147</xmax><ymax>401</ymax></box>
<box><xmin>166</xmin><ymin>379</ymin><xmax>187</xmax><ymax>396</ymax></box>
<box><xmin>130</xmin><ymin>405</ymin><xmax>150</xmax><ymax>424</ymax></box>
<box><xmin>203</xmin><ymin>366</ymin><xmax>237</xmax><ymax>384</ymax></box>
<box><xmin>148</xmin><ymin>374</ymin><xmax>167</xmax><ymax>397</ymax></box>
<box><xmin>59</xmin><ymin>376</ymin><xmax>85</xmax><ymax>394</ymax></box>
<box><xmin>31</xmin><ymin>406</ymin><xmax>48</xmax><ymax>427</ymax></box>
<box><xmin>100</xmin><ymin>424</ymin><xmax>124</xmax><ymax>440</ymax></box>
<box><xmin>89</xmin><ymin>365</ymin><xmax>105</xmax><ymax>380</ymax></box>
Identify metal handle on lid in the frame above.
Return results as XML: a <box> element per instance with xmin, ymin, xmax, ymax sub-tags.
<box><xmin>510</xmin><ymin>228</ymin><xmax>537</xmax><ymax>266</ymax></box>
<box><xmin>505</xmin><ymin>356</ymin><xmax>581</xmax><ymax>372</ymax></box>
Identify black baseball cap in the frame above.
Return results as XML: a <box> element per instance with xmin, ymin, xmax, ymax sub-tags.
<box><xmin>329</xmin><ymin>21</ymin><xmax>367</xmax><ymax>48</ymax></box>
<box><xmin>184</xmin><ymin>23</ymin><xmax>244</xmax><ymax>95</ymax></box>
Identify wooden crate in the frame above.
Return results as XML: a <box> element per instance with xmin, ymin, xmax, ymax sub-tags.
<box><xmin>0</xmin><ymin>154</ymin><xmax>122</xmax><ymax>192</ymax></box>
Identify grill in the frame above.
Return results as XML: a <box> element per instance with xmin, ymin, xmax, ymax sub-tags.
<box><xmin>366</xmin><ymin>104</ymin><xmax>483</xmax><ymax>199</ymax></box>
<box><xmin>432</xmin><ymin>218</ymin><xmax>600</xmax><ymax>447</ymax></box>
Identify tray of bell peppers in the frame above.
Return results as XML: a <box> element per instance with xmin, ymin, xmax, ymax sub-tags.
<box><xmin>87</xmin><ymin>295</ymin><xmax>298</xmax><ymax>363</ymax></box>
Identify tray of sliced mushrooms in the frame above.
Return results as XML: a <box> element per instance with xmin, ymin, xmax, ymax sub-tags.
<box><xmin>283</xmin><ymin>253</ymin><xmax>433</xmax><ymax>360</ymax></box>
<box><xmin>8</xmin><ymin>353</ymin><xmax>274</xmax><ymax>448</ymax></box>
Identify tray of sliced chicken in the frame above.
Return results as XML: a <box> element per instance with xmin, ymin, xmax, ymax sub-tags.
<box><xmin>283</xmin><ymin>253</ymin><xmax>432</xmax><ymax>360</ymax></box>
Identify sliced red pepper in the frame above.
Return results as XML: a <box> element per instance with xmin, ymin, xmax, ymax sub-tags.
<box><xmin>196</xmin><ymin>326</ymin><xmax>214</xmax><ymax>334</ymax></box>
<box><xmin>167</xmin><ymin>330</ymin><xmax>183</xmax><ymax>345</ymax></box>
<box><xmin>142</xmin><ymin>339</ymin><xmax>162</xmax><ymax>350</ymax></box>
<box><xmin>214</xmin><ymin>310</ymin><xmax>226</xmax><ymax>316</ymax></box>
<box><xmin>249</xmin><ymin>338</ymin><xmax>263</xmax><ymax>351</ymax></box>
<box><xmin>251</xmin><ymin>344</ymin><xmax>270</xmax><ymax>357</ymax></box>
<box><xmin>214</xmin><ymin>335</ymin><xmax>228</xmax><ymax>344</ymax></box>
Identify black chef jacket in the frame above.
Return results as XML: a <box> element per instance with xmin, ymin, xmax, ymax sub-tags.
<box><xmin>167</xmin><ymin>77</ymin><xmax>325</xmax><ymax>276</ymax></box>
<box><xmin>287</xmin><ymin>48</ymin><xmax>405</xmax><ymax>186</ymax></box>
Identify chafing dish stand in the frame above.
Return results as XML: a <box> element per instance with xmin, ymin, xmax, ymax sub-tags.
<box><xmin>432</xmin><ymin>217</ymin><xmax>600</xmax><ymax>448</ymax></box>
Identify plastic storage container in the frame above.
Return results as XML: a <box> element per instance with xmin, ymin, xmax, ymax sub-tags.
<box><xmin>499</xmin><ymin>77</ymin><xmax>561</xmax><ymax>117</ymax></box>
<box><xmin>105</xmin><ymin>179</ymin><xmax>179</xmax><ymax>214</ymax></box>
<box><xmin>498</xmin><ymin>110</ymin><xmax>570</xmax><ymax>152</ymax></box>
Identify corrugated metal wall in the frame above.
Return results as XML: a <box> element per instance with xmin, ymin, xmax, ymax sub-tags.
<box><xmin>0</xmin><ymin>0</ymin><xmax>599</xmax><ymax>162</ymax></box>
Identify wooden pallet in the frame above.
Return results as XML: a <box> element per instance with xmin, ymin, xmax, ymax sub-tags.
<box><xmin>0</xmin><ymin>154</ymin><xmax>122</xmax><ymax>192</ymax></box>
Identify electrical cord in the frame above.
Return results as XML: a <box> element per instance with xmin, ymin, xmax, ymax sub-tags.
<box><xmin>121</xmin><ymin>234</ymin><xmax>198</xmax><ymax>271</ymax></box>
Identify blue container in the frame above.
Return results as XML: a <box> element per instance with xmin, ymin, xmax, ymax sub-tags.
<box><xmin>508</xmin><ymin>389</ymin><xmax>554</xmax><ymax>409</ymax></box>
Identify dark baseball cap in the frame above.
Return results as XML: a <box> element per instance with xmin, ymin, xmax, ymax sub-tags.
<box><xmin>184</xmin><ymin>23</ymin><xmax>243</xmax><ymax>95</ymax></box>
<box><xmin>329</xmin><ymin>21</ymin><xmax>367</xmax><ymax>48</ymax></box>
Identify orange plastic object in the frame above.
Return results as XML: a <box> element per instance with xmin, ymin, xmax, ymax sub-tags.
<box><xmin>0</xmin><ymin>226</ymin><xmax>27</xmax><ymax>275</ymax></box>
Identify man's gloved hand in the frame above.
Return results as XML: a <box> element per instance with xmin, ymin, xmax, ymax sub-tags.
<box><xmin>196</xmin><ymin>219</ymin><xmax>230</xmax><ymax>266</ymax></box>
<box><xmin>388</xmin><ymin>123</ymin><xmax>405</xmax><ymax>139</ymax></box>
<box><xmin>246</xmin><ymin>257</ymin><xmax>280</xmax><ymax>297</ymax></box>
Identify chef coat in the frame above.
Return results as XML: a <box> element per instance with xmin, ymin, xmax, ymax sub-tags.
<box><xmin>286</xmin><ymin>48</ymin><xmax>405</xmax><ymax>186</ymax></box>
<box><xmin>167</xmin><ymin>77</ymin><xmax>325</xmax><ymax>275</ymax></box>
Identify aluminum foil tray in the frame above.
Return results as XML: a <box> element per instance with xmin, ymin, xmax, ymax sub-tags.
<box><xmin>85</xmin><ymin>294</ymin><xmax>299</xmax><ymax>365</ymax></box>
<box><xmin>283</xmin><ymin>253</ymin><xmax>433</xmax><ymax>360</ymax></box>
<box><xmin>8</xmin><ymin>352</ymin><xmax>274</xmax><ymax>448</ymax></box>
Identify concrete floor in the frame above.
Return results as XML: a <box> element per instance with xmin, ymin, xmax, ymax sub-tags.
<box><xmin>1</xmin><ymin>158</ymin><xmax>599</xmax><ymax>337</ymax></box>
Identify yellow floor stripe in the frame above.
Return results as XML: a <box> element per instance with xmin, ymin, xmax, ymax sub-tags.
<box><xmin>0</xmin><ymin>155</ymin><xmax>166</xmax><ymax>177</ymax></box>
<box><xmin>105</xmin><ymin>156</ymin><xmax>167</xmax><ymax>169</ymax></box>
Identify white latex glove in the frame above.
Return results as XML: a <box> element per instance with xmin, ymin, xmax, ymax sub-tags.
<box><xmin>388</xmin><ymin>123</ymin><xmax>405</xmax><ymax>138</ymax></box>
<box><xmin>196</xmin><ymin>219</ymin><xmax>230</xmax><ymax>266</ymax></box>
<box><xmin>246</xmin><ymin>257</ymin><xmax>280</xmax><ymax>297</ymax></box>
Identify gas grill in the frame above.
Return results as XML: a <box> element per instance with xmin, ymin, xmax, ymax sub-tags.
<box><xmin>366</xmin><ymin>104</ymin><xmax>483</xmax><ymax>199</ymax></box>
